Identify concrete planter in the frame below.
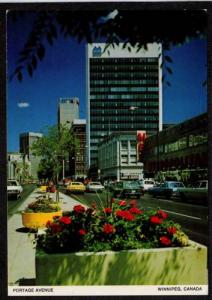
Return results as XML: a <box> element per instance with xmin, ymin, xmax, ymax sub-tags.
<box><xmin>36</xmin><ymin>241</ymin><xmax>207</xmax><ymax>285</ymax></box>
<box><xmin>22</xmin><ymin>211</ymin><xmax>63</xmax><ymax>229</ymax></box>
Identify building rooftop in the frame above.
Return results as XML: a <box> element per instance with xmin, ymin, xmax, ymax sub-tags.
<box><xmin>73</xmin><ymin>119</ymin><xmax>86</xmax><ymax>125</ymax></box>
<box><xmin>19</xmin><ymin>132</ymin><xmax>43</xmax><ymax>137</ymax></box>
<box><xmin>59</xmin><ymin>97</ymin><xmax>79</xmax><ymax>105</ymax></box>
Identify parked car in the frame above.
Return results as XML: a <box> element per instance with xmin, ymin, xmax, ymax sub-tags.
<box><xmin>137</xmin><ymin>179</ymin><xmax>155</xmax><ymax>192</ymax></box>
<box><xmin>86</xmin><ymin>182</ymin><xmax>105</xmax><ymax>193</ymax></box>
<box><xmin>177</xmin><ymin>180</ymin><xmax>208</xmax><ymax>203</ymax></box>
<box><xmin>7</xmin><ymin>179</ymin><xmax>23</xmax><ymax>200</ymax></box>
<box><xmin>110</xmin><ymin>180</ymin><xmax>143</xmax><ymax>199</ymax></box>
<box><xmin>148</xmin><ymin>181</ymin><xmax>185</xmax><ymax>199</ymax></box>
<box><xmin>66</xmin><ymin>182</ymin><xmax>86</xmax><ymax>194</ymax></box>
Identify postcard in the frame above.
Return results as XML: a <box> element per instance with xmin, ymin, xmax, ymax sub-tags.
<box><xmin>5</xmin><ymin>2</ymin><xmax>209</xmax><ymax>297</ymax></box>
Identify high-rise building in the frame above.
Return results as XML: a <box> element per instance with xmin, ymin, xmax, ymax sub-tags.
<box><xmin>69</xmin><ymin>119</ymin><xmax>87</xmax><ymax>179</ymax></box>
<box><xmin>58</xmin><ymin>97</ymin><xmax>79</xmax><ymax>127</ymax></box>
<box><xmin>19</xmin><ymin>132</ymin><xmax>42</xmax><ymax>179</ymax></box>
<box><xmin>86</xmin><ymin>43</ymin><xmax>162</xmax><ymax>169</ymax></box>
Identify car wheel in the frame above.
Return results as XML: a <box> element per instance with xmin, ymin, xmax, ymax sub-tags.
<box><xmin>180</xmin><ymin>192</ymin><xmax>186</xmax><ymax>201</ymax></box>
<box><xmin>166</xmin><ymin>193</ymin><xmax>171</xmax><ymax>200</ymax></box>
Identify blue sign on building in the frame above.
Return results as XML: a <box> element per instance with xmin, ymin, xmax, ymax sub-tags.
<box><xmin>92</xmin><ymin>46</ymin><xmax>102</xmax><ymax>57</ymax></box>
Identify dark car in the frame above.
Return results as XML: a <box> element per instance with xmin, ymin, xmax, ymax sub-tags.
<box><xmin>110</xmin><ymin>181</ymin><xmax>143</xmax><ymax>199</ymax></box>
<box><xmin>148</xmin><ymin>181</ymin><xmax>185</xmax><ymax>199</ymax></box>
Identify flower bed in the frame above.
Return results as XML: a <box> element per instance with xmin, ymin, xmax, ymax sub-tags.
<box><xmin>22</xmin><ymin>195</ymin><xmax>62</xmax><ymax>229</ymax></box>
<box><xmin>36</xmin><ymin>200</ymin><xmax>189</xmax><ymax>253</ymax></box>
<box><xmin>35</xmin><ymin>200</ymin><xmax>208</xmax><ymax>285</ymax></box>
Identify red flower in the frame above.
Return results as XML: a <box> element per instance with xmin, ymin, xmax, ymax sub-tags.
<box><xmin>104</xmin><ymin>207</ymin><xmax>112</xmax><ymax>214</ymax></box>
<box><xmin>160</xmin><ymin>236</ymin><xmax>172</xmax><ymax>246</ymax></box>
<box><xmin>118</xmin><ymin>200</ymin><xmax>127</xmax><ymax>206</ymax></box>
<box><xmin>103</xmin><ymin>223</ymin><xmax>115</xmax><ymax>234</ymax></box>
<box><xmin>73</xmin><ymin>205</ymin><xmax>85</xmax><ymax>214</ymax></box>
<box><xmin>111</xmin><ymin>198</ymin><xmax>115</xmax><ymax>203</ymax></box>
<box><xmin>167</xmin><ymin>226</ymin><xmax>177</xmax><ymax>235</ymax></box>
<box><xmin>59</xmin><ymin>216</ymin><xmax>72</xmax><ymax>225</ymax></box>
<box><xmin>46</xmin><ymin>220</ymin><xmax>51</xmax><ymax>227</ymax></box>
<box><xmin>129</xmin><ymin>207</ymin><xmax>143</xmax><ymax>215</ymax></box>
<box><xmin>50</xmin><ymin>223</ymin><xmax>62</xmax><ymax>234</ymax></box>
<box><xmin>129</xmin><ymin>200</ymin><xmax>137</xmax><ymax>207</ymax></box>
<box><xmin>79</xmin><ymin>229</ymin><xmax>86</xmax><ymax>236</ymax></box>
<box><xmin>116</xmin><ymin>210</ymin><xmax>135</xmax><ymax>221</ymax></box>
<box><xmin>150</xmin><ymin>216</ymin><xmax>163</xmax><ymax>224</ymax></box>
<box><xmin>157</xmin><ymin>210</ymin><xmax>168</xmax><ymax>219</ymax></box>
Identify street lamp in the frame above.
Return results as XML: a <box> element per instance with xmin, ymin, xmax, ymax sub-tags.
<box><xmin>129</xmin><ymin>106</ymin><xmax>139</xmax><ymax>129</ymax></box>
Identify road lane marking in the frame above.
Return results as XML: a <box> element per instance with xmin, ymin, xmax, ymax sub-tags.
<box><xmin>148</xmin><ymin>207</ymin><xmax>202</xmax><ymax>220</ymax></box>
<box><xmin>163</xmin><ymin>210</ymin><xmax>202</xmax><ymax>220</ymax></box>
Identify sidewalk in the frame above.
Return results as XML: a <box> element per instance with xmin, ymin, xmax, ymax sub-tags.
<box><xmin>8</xmin><ymin>189</ymin><xmax>85</xmax><ymax>286</ymax></box>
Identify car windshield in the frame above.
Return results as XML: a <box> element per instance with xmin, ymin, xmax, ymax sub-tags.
<box><xmin>90</xmin><ymin>182</ymin><xmax>101</xmax><ymax>186</ymax></box>
<box><xmin>72</xmin><ymin>183</ymin><xmax>82</xmax><ymax>186</ymax></box>
<box><xmin>8</xmin><ymin>181</ymin><xmax>17</xmax><ymax>186</ymax></box>
<box><xmin>169</xmin><ymin>182</ymin><xmax>184</xmax><ymax>188</ymax></box>
<box><xmin>123</xmin><ymin>181</ymin><xmax>139</xmax><ymax>189</ymax></box>
<box><xmin>144</xmin><ymin>181</ymin><xmax>154</xmax><ymax>184</ymax></box>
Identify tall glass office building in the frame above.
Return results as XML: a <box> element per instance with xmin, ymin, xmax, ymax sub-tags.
<box><xmin>86</xmin><ymin>43</ymin><xmax>162</xmax><ymax>168</ymax></box>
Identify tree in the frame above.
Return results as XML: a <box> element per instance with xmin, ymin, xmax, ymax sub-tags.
<box><xmin>10</xmin><ymin>9</ymin><xmax>207</xmax><ymax>82</ymax></box>
<box><xmin>31</xmin><ymin>124</ymin><xmax>79</xmax><ymax>202</ymax></box>
<box><xmin>37</xmin><ymin>159</ymin><xmax>54</xmax><ymax>181</ymax></box>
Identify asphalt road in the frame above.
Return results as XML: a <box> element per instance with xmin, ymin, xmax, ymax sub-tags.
<box><xmin>63</xmin><ymin>189</ymin><xmax>208</xmax><ymax>246</ymax></box>
<box><xmin>7</xmin><ymin>184</ymin><xmax>36</xmax><ymax>217</ymax></box>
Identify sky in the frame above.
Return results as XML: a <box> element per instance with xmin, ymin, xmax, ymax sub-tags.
<box><xmin>7</xmin><ymin>12</ymin><xmax>207</xmax><ymax>152</ymax></box>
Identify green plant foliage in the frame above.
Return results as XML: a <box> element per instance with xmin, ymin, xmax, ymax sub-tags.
<box><xmin>36</xmin><ymin>199</ymin><xmax>189</xmax><ymax>253</ymax></box>
<box><xmin>31</xmin><ymin>124</ymin><xmax>79</xmax><ymax>202</ymax></box>
<box><xmin>25</xmin><ymin>195</ymin><xmax>61</xmax><ymax>213</ymax></box>
<box><xmin>9</xmin><ymin>9</ymin><xmax>207</xmax><ymax>81</ymax></box>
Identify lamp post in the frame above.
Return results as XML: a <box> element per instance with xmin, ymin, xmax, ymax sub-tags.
<box><xmin>129</xmin><ymin>106</ymin><xmax>139</xmax><ymax>129</ymax></box>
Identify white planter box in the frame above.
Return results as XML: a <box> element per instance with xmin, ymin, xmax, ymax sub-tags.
<box><xmin>36</xmin><ymin>241</ymin><xmax>207</xmax><ymax>285</ymax></box>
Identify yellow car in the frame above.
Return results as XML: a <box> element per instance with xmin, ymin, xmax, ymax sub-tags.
<box><xmin>40</xmin><ymin>185</ymin><xmax>48</xmax><ymax>193</ymax></box>
<box><xmin>66</xmin><ymin>182</ymin><xmax>86</xmax><ymax>194</ymax></box>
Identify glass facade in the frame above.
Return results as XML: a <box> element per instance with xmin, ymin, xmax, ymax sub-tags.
<box><xmin>88</xmin><ymin>45</ymin><xmax>161</xmax><ymax>167</ymax></box>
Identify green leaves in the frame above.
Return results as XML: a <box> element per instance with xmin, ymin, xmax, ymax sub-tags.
<box><xmin>164</xmin><ymin>55</ymin><xmax>173</xmax><ymax>63</ymax></box>
<box><xmin>31</xmin><ymin>124</ymin><xmax>78</xmax><ymax>183</ymax></box>
<box><xmin>10</xmin><ymin>10</ymin><xmax>206</xmax><ymax>82</ymax></box>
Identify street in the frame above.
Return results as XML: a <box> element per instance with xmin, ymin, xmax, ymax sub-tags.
<box><xmin>62</xmin><ymin>189</ymin><xmax>208</xmax><ymax>246</ymax></box>
<box><xmin>8</xmin><ymin>186</ymin><xmax>208</xmax><ymax>246</ymax></box>
<box><xmin>8</xmin><ymin>184</ymin><xmax>36</xmax><ymax>217</ymax></box>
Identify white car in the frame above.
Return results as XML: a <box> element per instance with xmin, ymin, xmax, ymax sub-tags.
<box><xmin>138</xmin><ymin>179</ymin><xmax>155</xmax><ymax>192</ymax></box>
<box><xmin>86</xmin><ymin>182</ymin><xmax>105</xmax><ymax>193</ymax></box>
<box><xmin>7</xmin><ymin>180</ymin><xmax>23</xmax><ymax>199</ymax></box>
